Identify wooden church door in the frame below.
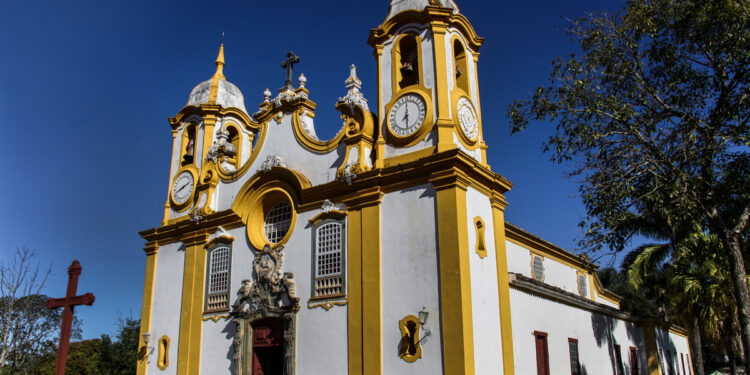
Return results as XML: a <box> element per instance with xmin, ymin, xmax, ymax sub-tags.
<box><xmin>251</xmin><ymin>318</ymin><xmax>284</xmax><ymax>375</ymax></box>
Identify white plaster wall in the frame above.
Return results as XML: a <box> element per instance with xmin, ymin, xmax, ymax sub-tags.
<box><xmin>505</xmin><ymin>240</ymin><xmax>583</xmax><ymax>296</ymax></box>
<box><xmin>655</xmin><ymin>327</ymin><xmax>692</xmax><ymax>375</ymax></box>
<box><xmin>509</xmin><ymin>288</ymin><xmax>649</xmax><ymax>375</ymax></box>
<box><xmin>591</xmin><ymin>288</ymin><xmax>620</xmax><ymax>309</ymax></box>
<box><xmin>381</xmin><ymin>185</ymin><xmax>444</xmax><ymax>374</ymax></box>
<box><xmin>465</xmin><ymin>187</ymin><xmax>503</xmax><ymax>373</ymax></box>
<box><xmin>147</xmin><ymin>242</ymin><xmax>185</xmax><ymax>375</ymax></box>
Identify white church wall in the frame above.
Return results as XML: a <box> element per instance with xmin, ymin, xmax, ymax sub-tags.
<box><xmin>465</xmin><ymin>187</ymin><xmax>503</xmax><ymax>373</ymax></box>
<box><xmin>200</xmin><ymin>319</ymin><xmax>234</xmax><ymax>374</ymax></box>
<box><xmin>655</xmin><ymin>326</ymin><xmax>692</xmax><ymax>375</ymax></box>
<box><xmin>509</xmin><ymin>288</ymin><xmax>647</xmax><ymax>375</ymax></box>
<box><xmin>505</xmin><ymin>239</ymin><xmax>585</xmax><ymax>296</ymax></box>
<box><xmin>381</xmin><ymin>184</ymin><xmax>443</xmax><ymax>374</ymax></box>
<box><xmin>289</xmin><ymin>208</ymin><xmax>349</xmax><ymax>375</ymax></box>
<box><xmin>147</xmin><ymin>241</ymin><xmax>184</xmax><ymax>375</ymax></box>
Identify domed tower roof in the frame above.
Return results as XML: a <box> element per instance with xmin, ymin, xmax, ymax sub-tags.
<box><xmin>386</xmin><ymin>0</ymin><xmax>458</xmax><ymax>20</ymax></box>
<box><xmin>187</xmin><ymin>44</ymin><xmax>247</xmax><ymax>113</ymax></box>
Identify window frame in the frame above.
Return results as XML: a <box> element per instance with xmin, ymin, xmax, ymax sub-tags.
<box><xmin>204</xmin><ymin>242</ymin><xmax>233</xmax><ymax>313</ymax></box>
<box><xmin>310</xmin><ymin>217</ymin><xmax>346</xmax><ymax>300</ymax></box>
<box><xmin>614</xmin><ymin>343</ymin><xmax>625</xmax><ymax>375</ymax></box>
<box><xmin>630</xmin><ymin>346</ymin><xmax>640</xmax><ymax>375</ymax></box>
<box><xmin>568</xmin><ymin>338</ymin><xmax>581</xmax><ymax>375</ymax></box>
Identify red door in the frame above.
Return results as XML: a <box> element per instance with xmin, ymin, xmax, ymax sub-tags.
<box><xmin>534</xmin><ymin>331</ymin><xmax>550</xmax><ymax>375</ymax></box>
<box><xmin>630</xmin><ymin>347</ymin><xmax>639</xmax><ymax>375</ymax></box>
<box><xmin>251</xmin><ymin>318</ymin><xmax>284</xmax><ymax>375</ymax></box>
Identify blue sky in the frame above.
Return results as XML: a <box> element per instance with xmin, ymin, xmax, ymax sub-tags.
<box><xmin>0</xmin><ymin>0</ymin><xmax>628</xmax><ymax>339</ymax></box>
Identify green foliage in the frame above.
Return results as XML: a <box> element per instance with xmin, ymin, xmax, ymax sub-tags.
<box><xmin>506</xmin><ymin>0</ymin><xmax>750</xmax><ymax>253</ymax></box>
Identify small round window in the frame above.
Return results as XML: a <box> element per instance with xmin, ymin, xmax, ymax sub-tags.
<box><xmin>264</xmin><ymin>202</ymin><xmax>292</xmax><ymax>243</ymax></box>
<box><xmin>578</xmin><ymin>274</ymin><xmax>588</xmax><ymax>297</ymax></box>
<box><xmin>532</xmin><ymin>255</ymin><xmax>544</xmax><ymax>281</ymax></box>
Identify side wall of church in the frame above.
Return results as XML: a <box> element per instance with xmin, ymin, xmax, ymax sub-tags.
<box><xmin>655</xmin><ymin>327</ymin><xmax>693</xmax><ymax>375</ymax></box>
<box><xmin>506</xmin><ymin>241</ymin><xmax>581</xmax><ymax>293</ymax></box>
<box><xmin>509</xmin><ymin>288</ymin><xmax>649</xmax><ymax>375</ymax></box>
<box><xmin>381</xmin><ymin>184</ymin><xmax>444</xmax><ymax>374</ymax></box>
<box><xmin>147</xmin><ymin>242</ymin><xmax>185</xmax><ymax>375</ymax></box>
<box><xmin>465</xmin><ymin>187</ymin><xmax>503</xmax><ymax>372</ymax></box>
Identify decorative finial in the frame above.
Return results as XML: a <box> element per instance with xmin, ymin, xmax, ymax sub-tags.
<box><xmin>213</xmin><ymin>43</ymin><xmax>226</xmax><ymax>80</ymax></box>
<box><xmin>298</xmin><ymin>73</ymin><xmax>307</xmax><ymax>88</ymax></box>
<box><xmin>280</xmin><ymin>51</ymin><xmax>300</xmax><ymax>89</ymax></box>
<box><xmin>263</xmin><ymin>88</ymin><xmax>272</xmax><ymax>102</ymax></box>
<box><xmin>345</xmin><ymin>64</ymin><xmax>362</xmax><ymax>91</ymax></box>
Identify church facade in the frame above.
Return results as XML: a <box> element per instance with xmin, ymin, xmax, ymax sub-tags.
<box><xmin>136</xmin><ymin>1</ymin><xmax>692</xmax><ymax>374</ymax></box>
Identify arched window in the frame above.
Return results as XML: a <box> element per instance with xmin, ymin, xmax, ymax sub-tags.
<box><xmin>226</xmin><ymin>124</ymin><xmax>241</xmax><ymax>169</ymax></box>
<box><xmin>398</xmin><ymin>35</ymin><xmax>420</xmax><ymax>89</ymax></box>
<box><xmin>205</xmin><ymin>244</ymin><xmax>232</xmax><ymax>312</ymax></box>
<box><xmin>453</xmin><ymin>39</ymin><xmax>470</xmax><ymax>93</ymax></box>
<box><xmin>181</xmin><ymin>123</ymin><xmax>197</xmax><ymax>166</ymax></box>
<box><xmin>532</xmin><ymin>254</ymin><xmax>545</xmax><ymax>281</ymax></box>
<box><xmin>313</xmin><ymin>220</ymin><xmax>345</xmax><ymax>298</ymax></box>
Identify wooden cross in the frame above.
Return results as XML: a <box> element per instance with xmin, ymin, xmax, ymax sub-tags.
<box><xmin>46</xmin><ymin>260</ymin><xmax>95</xmax><ymax>375</ymax></box>
<box><xmin>280</xmin><ymin>51</ymin><xmax>300</xmax><ymax>88</ymax></box>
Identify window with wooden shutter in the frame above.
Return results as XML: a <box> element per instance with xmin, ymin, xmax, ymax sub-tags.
<box><xmin>614</xmin><ymin>344</ymin><xmax>625</xmax><ymax>375</ymax></box>
<box><xmin>568</xmin><ymin>338</ymin><xmax>581</xmax><ymax>375</ymax></box>
<box><xmin>630</xmin><ymin>346</ymin><xmax>639</xmax><ymax>375</ymax></box>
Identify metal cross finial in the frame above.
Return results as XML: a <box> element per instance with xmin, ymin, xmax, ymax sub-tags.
<box><xmin>281</xmin><ymin>51</ymin><xmax>300</xmax><ymax>88</ymax></box>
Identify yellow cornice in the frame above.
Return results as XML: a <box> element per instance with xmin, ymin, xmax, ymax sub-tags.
<box><xmin>369</xmin><ymin>8</ymin><xmax>484</xmax><ymax>51</ymax></box>
<box><xmin>169</xmin><ymin>105</ymin><xmax>260</xmax><ymax>132</ymax></box>
<box><xmin>308</xmin><ymin>210</ymin><xmax>348</xmax><ymax>226</ymax></box>
<box><xmin>591</xmin><ymin>272</ymin><xmax>623</xmax><ymax>307</ymax></box>
<box><xmin>504</xmin><ymin>222</ymin><xmax>598</xmax><ymax>274</ymax></box>
<box><xmin>639</xmin><ymin>318</ymin><xmax>689</xmax><ymax>339</ymax></box>
<box><xmin>139</xmin><ymin>210</ymin><xmax>243</xmax><ymax>248</ymax></box>
<box><xmin>291</xmin><ymin>109</ymin><xmax>347</xmax><ymax>153</ymax></box>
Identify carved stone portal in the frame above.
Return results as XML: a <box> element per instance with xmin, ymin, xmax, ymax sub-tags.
<box><xmin>232</xmin><ymin>244</ymin><xmax>299</xmax><ymax>375</ymax></box>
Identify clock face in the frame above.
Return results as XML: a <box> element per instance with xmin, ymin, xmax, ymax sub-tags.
<box><xmin>388</xmin><ymin>94</ymin><xmax>427</xmax><ymax>137</ymax></box>
<box><xmin>457</xmin><ymin>97</ymin><xmax>478</xmax><ymax>140</ymax></box>
<box><xmin>171</xmin><ymin>170</ymin><xmax>195</xmax><ymax>205</ymax></box>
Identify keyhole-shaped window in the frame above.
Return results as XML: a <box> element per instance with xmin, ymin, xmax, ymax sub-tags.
<box><xmin>474</xmin><ymin>217</ymin><xmax>487</xmax><ymax>259</ymax></box>
<box><xmin>398</xmin><ymin>315</ymin><xmax>422</xmax><ymax>362</ymax></box>
<box><xmin>226</xmin><ymin>125</ymin><xmax>241</xmax><ymax>169</ymax></box>
<box><xmin>398</xmin><ymin>35</ymin><xmax>420</xmax><ymax>89</ymax></box>
<box><xmin>157</xmin><ymin>335</ymin><xmax>170</xmax><ymax>370</ymax></box>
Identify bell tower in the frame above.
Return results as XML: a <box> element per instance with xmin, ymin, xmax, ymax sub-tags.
<box><xmin>369</xmin><ymin>0</ymin><xmax>487</xmax><ymax>167</ymax></box>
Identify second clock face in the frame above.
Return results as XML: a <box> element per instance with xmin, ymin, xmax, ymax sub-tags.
<box><xmin>388</xmin><ymin>93</ymin><xmax>427</xmax><ymax>137</ymax></box>
<box><xmin>171</xmin><ymin>170</ymin><xmax>195</xmax><ymax>205</ymax></box>
<box><xmin>457</xmin><ymin>97</ymin><xmax>478</xmax><ymax>140</ymax></box>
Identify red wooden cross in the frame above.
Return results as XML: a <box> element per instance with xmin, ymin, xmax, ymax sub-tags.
<box><xmin>46</xmin><ymin>260</ymin><xmax>95</xmax><ymax>375</ymax></box>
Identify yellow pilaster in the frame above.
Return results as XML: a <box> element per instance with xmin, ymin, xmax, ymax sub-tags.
<box><xmin>491</xmin><ymin>196</ymin><xmax>515</xmax><ymax>374</ymax></box>
<box><xmin>432</xmin><ymin>171</ymin><xmax>474</xmax><ymax>375</ymax></box>
<box><xmin>642</xmin><ymin>320</ymin><xmax>663</xmax><ymax>375</ymax></box>
<box><xmin>430</xmin><ymin>21</ymin><xmax>457</xmax><ymax>153</ymax></box>
<box><xmin>201</xmin><ymin>115</ymin><xmax>216</xmax><ymax>163</ymax></box>
<box><xmin>346</xmin><ymin>189</ymin><xmax>382</xmax><ymax>375</ymax></box>
<box><xmin>163</xmin><ymin>129</ymin><xmax>178</xmax><ymax>226</ymax></box>
<box><xmin>137</xmin><ymin>244</ymin><xmax>159</xmax><ymax>375</ymax></box>
<box><xmin>374</xmin><ymin>44</ymin><xmax>386</xmax><ymax>169</ymax></box>
<box><xmin>176</xmin><ymin>231</ymin><xmax>208</xmax><ymax>375</ymax></box>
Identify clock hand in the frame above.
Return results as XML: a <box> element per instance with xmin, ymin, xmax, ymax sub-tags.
<box><xmin>177</xmin><ymin>183</ymin><xmax>190</xmax><ymax>194</ymax></box>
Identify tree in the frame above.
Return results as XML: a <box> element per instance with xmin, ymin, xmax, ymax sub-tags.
<box><xmin>0</xmin><ymin>249</ymin><xmax>82</xmax><ymax>373</ymax></box>
<box><xmin>507</xmin><ymin>0</ymin><xmax>750</xmax><ymax>368</ymax></box>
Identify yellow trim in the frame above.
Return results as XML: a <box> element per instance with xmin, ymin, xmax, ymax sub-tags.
<box><xmin>384</xmin><ymin>86</ymin><xmax>435</xmax><ymax>147</ymax></box>
<box><xmin>433</xmin><ymin>180</ymin><xmax>475</xmax><ymax>374</ymax></box>
<box><xmin>179</xmin><ymin>122</ymin><xmax>198</xmax><ymax>169</ymax></box>
<box><xmin>576</xmin><ymin>270</ymin><xmax>588</xmax><ymax>298</ymax></box>
<box><xmin>451</xmin><ymin>35</ymin><xmax>470</xmax><ymax>94</ymax></box>
<box><xmin>344</xmin><ymin>191</ymin><xmax>383</xmax><ymax>375</ymax></box>
<box><xmin>398</xmin><ymin>315</ymin><xmax>422</xmax><ymax>362</ymax></box>
<box><xmin>668</xmin><ymin>325</ymin><xmax>689</xmax><ymax>338</ymax></box>
<box><xmin>176</xmin><ymin>232</ymin><xmax>207</xmax><ymax>375</ymax></box>
<box><xmin>307</xmin><ymin>298</ymin><xmax>348</xmax><ymax>311</ymax></box>
<box><xmin>164</xmin><ymin>130</ymin><xmax>178</xmax><ymax>225</ymax></box>
<box><xmin>591</xmin><ymin>273</ymin><xmax>622</xmax><ymax>307</ymax></box>
<box><xmin>308</xmin><ymin>209</ymin><xmax>347</xmax><ymax>226</ymax></box>
<box><xmin>291</xmin><ymin>109</ymin><xmax>347</xmax><ymax>153</ymax></box>
<box><xmin>490</xmin><ymin>200</ymin><xmax>515</xmax><ymax>375</ymax></box>
<box><xmin>204</xmin><ymin>233</ymin><xmax>235</xmax><ymax>249</ymax></box>
<box><xmin>642</xmin><ymin>320</ymin><xmax>663</xmax><ymax>375</ymax></box>
<box><xmin>347</xmin><ymin>209</ymin><xmax>364</xmax><ymax>374</ymax></box>
<box><xmin>157</xmin><ymin>335</ymin><xmax>170</xmax><ymax>370</ymax></box>
<box><xmin>201</xmin><ymin>314</ymin><xmax>230</xmax><ymax>322</ymax></box>
<box><xmin>505</xmin><ymin>223</ymin><xmax>594</xmax><ymax>273</ymax></box>
<box><xmin>470</xmin><ymin>51</ymin><xmax>488</xmax><ymax>167</ymax></box>
<box><xmin>369</xmin><ymin>9</ymin><xmax>484</xmax><ymax>52</ymax></box>
<box><xmin>246</xmin><ymin>188</ymin><xmax>297</xmax><ymax>250</ymax></box>
<box><xmin>374</xmin><ymin>44</ymin><xmax>386</xmax><ymax>169</ymax></box>
<box><xmin>430</xmin><ymin>21</ymin><xmax>458</xmax><ymax>153</ymax></box>
<box><xmin>200</xmin><ymin>115</ymin><xmax>216</xmax><ymax>165</ymax></box>
<box><xmin>137</xmin><ymin>245</ymin><xmax>158</xmax><ymax>375</ymax></box>
<box><xmin>224</xmin><ymin>122</ymin><xmax>242</xmax><ymax>170</ymax></box>
<box><xmin>589</xmin><ymin>273</ymin><xmax>597</xmax><ymax>301</ymax></box>
<box><xmin>474</xmin><ymin>216</ymin><xmax>487</xmax><ymax>259</ymax></box>
<box><xmin>383</xmin><ymin>146</ymin><xmax>436</xmax><ymax>168</ymax></box>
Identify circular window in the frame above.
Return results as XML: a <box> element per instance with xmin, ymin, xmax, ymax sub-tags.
<box><xmin>264</xmin><ymin>201</ymin><xmax>292</xmax><ymax>243</ymax></box>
